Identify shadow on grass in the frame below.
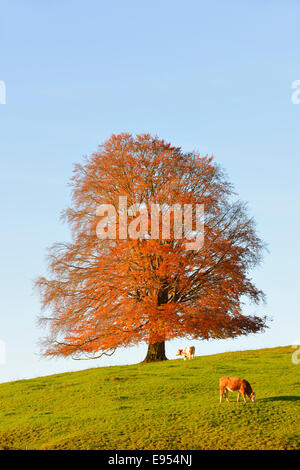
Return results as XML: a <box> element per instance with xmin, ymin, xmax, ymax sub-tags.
<box><xmin>261</xmin><ymin>396</ymin><xmax>300</xmax><ymax>402</ymax></box>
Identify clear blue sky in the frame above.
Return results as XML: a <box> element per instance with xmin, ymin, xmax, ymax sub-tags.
<box><xmin>0</xmin><ymin>0</ymin><xmax>299</xmax><ymax>383</ymax></box>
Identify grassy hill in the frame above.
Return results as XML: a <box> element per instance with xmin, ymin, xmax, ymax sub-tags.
<box><xmin>0</xmin><ymin>346</ymin><xmax>299</xmax><ymax>450</ymax></box>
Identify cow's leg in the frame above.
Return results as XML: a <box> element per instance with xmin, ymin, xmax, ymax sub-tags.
<box><xmin>242</xmin><ymin>393</ymin><xmax>247</xmax><ymax>403</ymax></box>
<box><xmin>237</xmin><ymin>392</ymin><xmax>240</xmax><ymax>403</ymax></box>
<box><xmin>220</xmin><ymin>388</ymin><xmax>224</xmax><ymax>403</ymax></box>
<box><xmin>225</xmin><ymin>389</ymin><xmax>230</xmax><ymax>402</ymax></box>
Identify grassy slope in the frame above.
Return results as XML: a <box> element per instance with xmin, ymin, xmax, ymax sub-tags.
<box><xmin>0</xmin><ymin>346</ymin><xmax>299</xmax><ymax>450</ymax></box>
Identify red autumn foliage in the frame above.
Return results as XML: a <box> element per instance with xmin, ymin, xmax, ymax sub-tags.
<box><xmin>35</xmin><ymin>133</ymin><xmax>267</xmax><ymax>362</ymax></box>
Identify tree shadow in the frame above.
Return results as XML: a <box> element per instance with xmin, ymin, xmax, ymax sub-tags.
<box><xmin>260</xmin><ymin>396</ymin><xmax>300</xmax><ymax>402</ymax></box>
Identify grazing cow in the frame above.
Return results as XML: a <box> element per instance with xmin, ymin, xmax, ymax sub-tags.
<box><xmin>176</xmin><ymin>346</ymin><xmax>195</xmax><ymax>360</ymax></box>
<box><xmin>219</xmin><ymin>377</ymin><xmax>255</xmax><ymax>403</ymax></box>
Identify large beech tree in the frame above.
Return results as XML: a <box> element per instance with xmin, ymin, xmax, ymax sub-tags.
<box><xmin>36</xmin><ymin>133</ymin><xmax>267</xmax><ymax>362</ymax></box>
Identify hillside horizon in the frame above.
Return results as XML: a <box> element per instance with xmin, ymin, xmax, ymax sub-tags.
<box><xmin>0</xmin><ymin>342</ymin><xmax>293</xmax><ymax>385</ymax></box>
<box><xmin>0</xmin><ymin>345</ymin><xmax>299</xmax><ymax>450</ymax></box>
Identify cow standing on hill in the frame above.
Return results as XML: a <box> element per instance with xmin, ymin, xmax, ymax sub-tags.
<box><xmin>219</xmin><ymin>377</ymin><xmax>255</xmax><ymax>403</ymax></box>
<box><xmin>176</xmin><ymin>346</ymin><xmax>195</xmax><ymax>360</ymax></box>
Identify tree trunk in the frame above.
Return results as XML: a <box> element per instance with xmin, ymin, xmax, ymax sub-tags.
<box><xmin>143</xmin><ymin>341</ymin><xmax>167</xmax><ymax>363</ymax></box>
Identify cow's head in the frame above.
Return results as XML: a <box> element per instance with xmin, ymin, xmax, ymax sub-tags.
<box><xmin>250</xmin><ymin>392</ymin><xmax>256</xmax><ymax>402</ymax></box>
<box><xmin>176</xmin><ymin>349</ymin><xmax>183</xmax><ymax>356</ymax></box>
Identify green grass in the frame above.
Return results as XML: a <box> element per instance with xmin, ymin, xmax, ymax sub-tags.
<box><xmin>0</xmin><ymin>346</ymin><xmax>299</xmax><ymax>450</ymax></box>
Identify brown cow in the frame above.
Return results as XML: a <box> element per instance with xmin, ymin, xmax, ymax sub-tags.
<box><xmin>219</xmin><ymin>377</ymin><xmax>255</xmax><ymax>403</ymax></box>
<box><xmin>176</xmin><ymin>346</ymin><xmax>195</xmax><ymax>360</ymax></box>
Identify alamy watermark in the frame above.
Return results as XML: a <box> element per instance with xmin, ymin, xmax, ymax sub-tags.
<box><xmin>291</xmin><ymin>342</ymin><xmax>300</xmax><ymax>365</ymax></box>
<box><xmin>291</xmin><ymin>80</ymin><xmax>300</xmax><ymax>104</ymax></box>
<box><xmin>96</xmin><ymin>197</ymin><xmax>205</xmax><ymax>251</ymax></box>
<box><xmin>0</xmin><ymin>80</ymin><xmax>6</xmax><ymax>104</ymax></box>
<box><xmin>0</xmin><ymin>340</ymin><xmax>6</xmax><ymax>364</ymax></box>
